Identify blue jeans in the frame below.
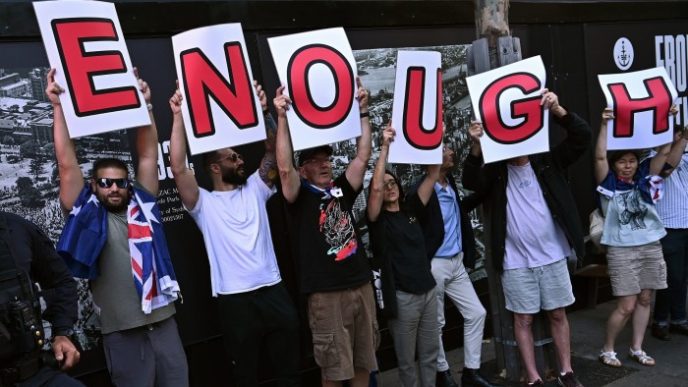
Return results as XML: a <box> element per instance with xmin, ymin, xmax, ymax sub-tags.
<box><xmin>654</xmin><ymin>229</ymin><xmax>688</xmax><ymax>323</ymax></box>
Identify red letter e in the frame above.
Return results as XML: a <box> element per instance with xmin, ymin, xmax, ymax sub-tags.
<box><xmin>51</xmin><ymin>18</ymin><xmax>140</xmax><ymax>116</ymax></box>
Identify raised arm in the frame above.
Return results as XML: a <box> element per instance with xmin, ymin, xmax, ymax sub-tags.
<box><xmin>274</xmin><ymin>86</ymin><xmax>300</xmax><ymax>203</ymax></box>
<box><xmin>594</xmin><ymin>108</ymin><xmax>613</xmax><ymax>184</ymax></box>
<box><xmin>544</xmin><ymin>90</ymin><xmax>592</xmax><ymax>168</ymax></box>
<box><xmin>168</xmin><ymin>85</ymin><xmax>200</xmax><ymax>210</ymax></box>
<box><xmin>345</xmin><ymin>77</ymin><xmax>372</xmax><ymax>191</ymax></box>
<box><xmin>366</xmin><ymin>124</ymin><xmax>394</xmax><ymax>222</ymax></box>
<box><xmin>417</xmin><ymin>164</ymin><xmax>440</xmax><ymax>206</ymax></box>
<box><xmin>256</xmin><ymin>81</ymin><xmax>277</xmax><ymax>187</ymax></box>
<box><xmin>650</xmin><ymin>104</ymin><xmax>681</xmax><ymax>176</ymax></box>
<box><xmin>46</xmin><ymin>69</ymin><xmax>84</xmax><ymax>211</ymax></box>
<box><xmin>463</xmin><ymin>120</ymin><xmax>486</xmax><ymax>193</ymax></box>
<box><xmin>132</xmin><ymin>69</ymin><xmax>160</xmax><ymax>195</ymax></box>
<box><xmin>663</xmin><ymin>124</ymin><xmax>688</xmax><ymax>177</ymax></box>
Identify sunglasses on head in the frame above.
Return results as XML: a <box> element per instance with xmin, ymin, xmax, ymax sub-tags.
<box><xmin>96</xmin><ymin>178</ymin><xmax>130</xmax><ymax>189</ymax></box>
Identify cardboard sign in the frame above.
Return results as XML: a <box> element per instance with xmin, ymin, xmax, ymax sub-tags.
<box><xmin>33</xmin><ymin>0</ymin><xmax>150</xmax><ymax>138</ymax></box>
<box><xmin>466</xmin><ymin>56</ymin><xmax>548</xmax><ymax>164</ymax></box>
<box><xmin>598</xmin><ymin>67</ymin><xmax>678</xmax><ymax>150</ymax></box>
<box><xmin>388</xmin><ymin>50</ymin><xmax>443</xmax><ymax>165</ymax></box>
<box><xmin>172</xmin><ymin>23</ymin><xmax>265</xmax><ymax>155</ymax></box>
<box><xmin>268</xmin><ymin>27</ymin><xmax>360</xmax><ymax>151</ymax></box>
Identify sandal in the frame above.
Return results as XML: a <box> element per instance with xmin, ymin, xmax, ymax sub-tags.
<box><xmin>599</xmin><ymin>350</ymin><xmax>622</xmax><ymax>367</ymax></box>
<box><xmin>629</xmin><ymin>348</ymin><xmax>656</xmax><ymax>366</ymax></box>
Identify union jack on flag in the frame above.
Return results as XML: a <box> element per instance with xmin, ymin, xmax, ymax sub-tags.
<box><xmin>57</xmin><ymin>184</ymin><xmax>180</xmax><ymax>314</ymax></box>
<box><xmin>128</xmin><ymin>189</ymin><xmax>180</xmax><ymax>314</ymax></box>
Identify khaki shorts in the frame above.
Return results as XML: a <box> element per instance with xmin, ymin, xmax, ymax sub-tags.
<box><xmin>307</xmin><ymin>283</ymin><xmax>379</xmax><ymax>381</ymax></box>
<box><xmin>607</xmin><ymin>242</ymin><xmax>667</xmax><ymax>296</ymax></box>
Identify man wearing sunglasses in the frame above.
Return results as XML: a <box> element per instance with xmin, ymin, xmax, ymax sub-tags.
<box><xmin>47</xmin><ymin>69</ymin><xmax>188</xmax><ymax>387</ymax></box>
<box><xmin>168</xmin><ymin>81</ymin><xmax>300</xmax><ymax>387</ymax></box>
<box><xmin>274</xmin><ymin>78</ymin><xmax>376</xmax><ymax>387</ymax></box>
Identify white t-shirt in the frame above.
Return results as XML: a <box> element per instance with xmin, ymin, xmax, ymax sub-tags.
<box><xmin>504</xmin><ymin>162</ymin><xmax>570</xmax><ymax>270</ymax></box>
<box><xmin>186</xmin><ymin>171</ymin><xmax>281</xmax><ymax>296</ymax></box>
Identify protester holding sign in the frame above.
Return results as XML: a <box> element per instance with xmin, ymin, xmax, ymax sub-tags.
<box><xmin>651</xmin><ymin>125</ymin><xmax>688</xmax><ymax>341</ymax></box>
<box><xmin>274</xmin><ymin>79</ymin><xmax>376</xmax><ymax>387</ymax></box>
<box><xmin>409</xmin><ymin>146</ymin><xmax>492</xmax><ymax>387</ymax></box>
<box><xmin>366</xmin><ymin>123</ymin><xmax>440</xmax><ymax>387</ymax></box>
<box><xmin>464</xmin><ymin>91</ymin><xmax>590</xmax><ymax>387</ymax></box>
<box><xmin>168</xmin><ymin>83</ymin><xmax>300</xmax><ymax>387</ymax></box>
<box><xmin>594</xmin><ymin>106</ymin><xmax>679</xmax><ymax>368</ymax></box>
<box><xmin>47</xmin><ymin>69</ymin><xmax>188</xmax><ymax>387</ymax></box>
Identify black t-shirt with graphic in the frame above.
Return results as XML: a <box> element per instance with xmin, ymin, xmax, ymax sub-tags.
<box><xmin>289</xmin><ymin>174</ymin><xmax>371</xmax><ymax>294</ymax></box>
<box><xmin>372</xmin><ymin>193</ymin><xmax>435</xmax><ymax>295</ymax></box>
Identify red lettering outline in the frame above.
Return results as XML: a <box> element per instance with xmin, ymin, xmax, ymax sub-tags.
<box><xmin>287</xmin><ymin>44</ymin><xmax>354</xmax><ymax>129</ymax></box>
<box><xmin>607</xmin><ymin>76</ymin><xmax>673</xmax><ymax>138</ymax></box>
<box><xmin>402</xmin><ymin>67</ymin><xmax>443</xmax><ymax>150</ymax></box>
<box><xmin>179</xmin><ymin>42</ymin><xmax>258</xmax><ymax>138</ymax></box>
<box><xmin>478</xmin><ymin>72</ymin><xmax>543</xmax><ymax>145</ymax></box>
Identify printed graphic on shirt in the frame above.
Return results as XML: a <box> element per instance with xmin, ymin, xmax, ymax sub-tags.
<box><xmin>615</xmin><ymin>189</ymin><xmax>648</xmax><ymax>230</ymax></box>
<box><xmin>319</xmin><ymin>197</ymin><xmax>358</xmax><ymax>261</ymax></box>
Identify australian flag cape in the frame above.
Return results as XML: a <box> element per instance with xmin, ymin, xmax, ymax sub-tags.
<box><xmin>57</xmin><ymin>184</ymin><xmax>180</xmax><ymax>314</ymax></box>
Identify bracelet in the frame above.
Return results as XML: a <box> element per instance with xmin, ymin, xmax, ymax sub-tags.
<box><xmin>147</xmin><ymin>103</ymin><xmax>153</xmax><ymax>111</ymax></box>
<box><xmin>360</xmin><ymin>111</ymin><xmax>369</xmax><ymax>119</ymax></box>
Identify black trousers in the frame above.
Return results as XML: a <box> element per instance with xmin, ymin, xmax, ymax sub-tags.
<box><xmin>217</xmin><ymin>282</ymin><xmax>300</xmax><ymax>387</ymax></box>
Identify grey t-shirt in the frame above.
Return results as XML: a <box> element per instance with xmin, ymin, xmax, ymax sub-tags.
<box><xmin>90</xmin><ymin>211</ymin><xmax>175</xmax><ymax>334</ymax></box>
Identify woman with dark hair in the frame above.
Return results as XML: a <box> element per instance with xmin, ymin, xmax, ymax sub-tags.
<box><xmin>594</xmin><ymin>106</ymin><xmax>680</xmax><ymax>368</ymax></box>
<box><xmin>367</xmin><ymin>123</ymin><xmax>440</xmax><ymax>387</ymax></box>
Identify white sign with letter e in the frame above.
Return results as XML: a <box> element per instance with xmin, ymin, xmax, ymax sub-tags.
<box><xmin>34</xmin><ymin>0</ymin><xmax>150</xmax><ymax>138</ymax></box>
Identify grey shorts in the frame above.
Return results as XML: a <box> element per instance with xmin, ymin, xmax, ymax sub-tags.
<box><xmin>501</xmin><ymin>259</ymin><xmax>575</xmax><ymax>314</ymax></box>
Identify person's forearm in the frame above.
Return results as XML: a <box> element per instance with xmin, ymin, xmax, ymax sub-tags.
<box><xmin>595</xmin><ymin>120</ymin><xmax>608</xmax><ymax>162</ymax></box>
<box><xmin>137</xmin><ymin>110</ymin><xmax>159</xmax><ymax>165</ymax></box>
<box><xmin>666</xmin><ymin>135</ymin><xmax>688</xmax><ymax>169</ymax></box>
<box><xmin>53</xmin><ymin>104</ymin><xmax>79</xmax><ymax>171</ymax></box>
<box><xmin>355</xmin><ymin>114</ymin><xmax>372</xmax><ymax>164</ymax></box>
<box><xmin>366</xmin><ymin>144</ymin><xmax>388</xmax><ymax>221</ymax></box>
<box><xmin>169</xmin><ymin>114</ymin><xmax>190</xmax><ymax>176</ymax></box>
<box><xmin>276</xmin><ymin>116</ymin><xmax>294</xmax><ymax>174</ymax></box>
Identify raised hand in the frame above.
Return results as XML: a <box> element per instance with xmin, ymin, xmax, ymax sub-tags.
<box><xmin>273</xmin><ymin>85</ymin><xmax>292</xmax><ymax>117</ymax></box>
<box><xmin>355</xmin><ymin>77</ymin><xmax>369</xmax><ymax>110</ymax></box>
<box><xmin>254</xmin><ymin>80</ymin><xmax>267</xmax><ymax>112</ymax></box>
<box><xmin>381</xmin><ymin>122</ymin><xmax>395</xmax><ymax>147</ymax></box>
<box><xmin>169</xmin><ymin>81</ymin><xmax>183</xmax><ymax>116</ymax></box>
<box><xmin>45</xmin><ymin>68</ymin><xmax>64</xmax><ymax>106</ymax></box>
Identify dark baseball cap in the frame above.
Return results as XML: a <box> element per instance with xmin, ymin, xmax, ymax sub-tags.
<box><xmin>297</xmin><ymin>145</ymin><xmax>333</xmax><ymax>166</ymax></box>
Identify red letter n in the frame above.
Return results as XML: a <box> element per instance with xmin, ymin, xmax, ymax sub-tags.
<box><xmin>607</xmin><ymin>77</ymin><xmax>672</xmax><ymax>138</ymax></box>
<box><xmin>403</xmin><ymin>67</ymin><xmax>443</xmax><ymax>150</ymax></box>
<box><xmin>180</xmin><ymin>42</ymin><xmax>258</xmax><ymax>138</ymax></box>
<box><xmin>51</xmin><ymin>18</ymin><xmax>140</xmax><ymax>116</ymax></box>
<box><xmin>287</xmin><ymin>44</ymin><xmax>354</xmax><ymax>129</ymax></box>
<box><xmin>479</xmin><ymin>73</ymin><xmax>543</xmax><ymax>144</ymax></box>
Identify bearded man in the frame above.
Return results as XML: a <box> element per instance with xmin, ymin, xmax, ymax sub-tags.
<box><xmin>168</xmin><ymin>83</ymin><xmax>300</xmax><ymax>387</ymax></box>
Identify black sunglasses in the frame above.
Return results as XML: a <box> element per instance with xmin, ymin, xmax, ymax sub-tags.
<box><xmin>96</xmin><ymin>178</ymin><xmax>130</xmax><ymax>189</ymax></box>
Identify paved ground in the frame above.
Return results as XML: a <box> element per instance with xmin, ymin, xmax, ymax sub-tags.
<box><xmin>377</xmin><ymin>299</ymin><xmax>688</xmax><ymax>386</ymax></box>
